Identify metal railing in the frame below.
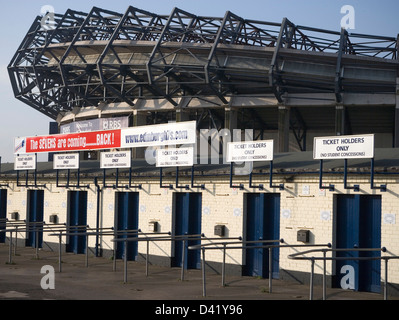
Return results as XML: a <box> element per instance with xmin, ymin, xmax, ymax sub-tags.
<box><xmin>48</xmin><ymin>227</ymin><xmax>141</xmax><ymax>272</ymax></box>
<box><xmin>189</xmin><ymin>239</ymin><xmax>332</xmax><ymax>297</ymax></box>
<box><xmin>111</xmin><ymin>234</ymin><xmax>243</xmax><ymax>284</ymax></box>
<box><xmin>1</xmin><ymin>221</ymin><xmax>70</xmax><ymax>264</ymax></box>
<box><xmin>288</xmin><ymin>247</ymin><xmax>399</xmax><ymax>300</ymax></box>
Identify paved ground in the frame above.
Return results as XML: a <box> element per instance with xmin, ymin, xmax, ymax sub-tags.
<box><xmin>0</xmin><ymin>243</ymin><xmax>395</xmax><ymax>304</ymax></box>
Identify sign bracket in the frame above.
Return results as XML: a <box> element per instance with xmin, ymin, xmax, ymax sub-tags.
<box><xmin>370</xmin><ymin>158</ymin><xmax>387</xmax><ymax>192</ymax></box>
<box><xmin>343</xmin><ymin>159</ymin><xmax>360</xmax><ymax>192</ymax></box>
<box><xmin>229</xmin><ymin>163</ymin><xmax>244</xmax><ymax>190</ymax></box>
<box><xmin>16</xmin><ymin>155</ymin><xmax>46</xmax><ymax>189</ymax></box>
<box><xmin>249</xmin><ymin>171</ymin><xmax>264</xmax><ymax>190</ymax></box>
<box><xmin>191</xmin><ymin>166</ymin><xmax>205</xmax><ymax>190</ymax></box>
<box><xmin>128</xmin><ymin>167</ymin><xmax>143</xmax><ymax>190</ymax></box>
<box><xmin>103</xmin><ymin>168</ymin><xmax>142</xmax><ymax>190</ymax></box>
<box><xmin>160</xmin><ymin>168</ymin><xmax>174</xmax><ymax>190</ymax></box>
<box><xmin>269</xmin><ymin>161</ymin><xmax>285</xmax><ymax>190</ymax></box>
<box><xmin>175</xmin><ymin>167</ymin><xmax>190</xmax><ymax>190</ymax></box>
<box><xmin>318</xmin><ymin>160</ymin><xmax>335</xmax><ymax>192</ymax></box>
<box><xmin>56</xmin><ymin>168</ymin><xmax>90</xmax><ymax>189</ymax></box>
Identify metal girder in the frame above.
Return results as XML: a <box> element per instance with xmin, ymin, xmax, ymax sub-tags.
<box><xmin>290</xmin><ymin>107</ymin><xmax>307</xmax><ymax>151</ymax></box>
<box><xmin>9</xmin><ymin>6</ymin><xmax>399</xmax><ymax>120</ymax></box>
<box><xmin>205</xmin><ymin>11</ymin><xmax>245</xmax><ymax>105</ymax></box>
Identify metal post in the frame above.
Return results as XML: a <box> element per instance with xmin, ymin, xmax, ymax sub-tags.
<box><xmin>222</xmin><ymin>244</ymin><xmax>226</xmax><ymax>287</ymax></box>
<box><xmin>323</xmin><ymin>250</ymin><xmax>327</xmax><ymax>300</ymax></box>
<box><xmin>113</xmin><ymin>231</ymin><xmax>117</xmax><ymax>272</ymax></box>
<box><xmin>202</xmin><ymin>247</ymin><xmax>206</xmax><ymax>297</ymax></box>
<box><xmin>8</xmin><ymin>231</ymin><xmax>13</xmax><ymax>264</ymax></box>
<box><xmin>269</xmin><ymin>247</ymin><xmax>273</xmax><ymax>293</ymax></box>
<box><xmin>384</xmin><ymin>258</ymin><xmax>388</xmax><ymax>300</ymax></box>
<box><xmin>181</xmin><ymin>239</ymin><xmax>186</xmax><ymax>281</ymax></box>
<box><xmin>35</xmin><ymin>228</ymin><xmax>39</xmax><ymax>259</ymax></box>
<box><xmin>309</xmin><ymin>258</ymin><xmax>315</xmax><ymax>300</ymax></box>
<box><xmin>85</xmin><ymin>234</ymin><xmax>89</xmax><ymax>268</ymax></box>
<box><xmin>146</xmin><ymin>239</ymin><xmax>149</xmax><ymax>277</ymax></box>
<box><xmin>123</xmin><ymin>239</ymin><xmax>128</xmax><ymax>284</ymax></box>
<box><xmin>58</xmin><ymin>232</ymin><xmax>62</xmax><ymax>273</ymax></box>
<box><xmin>14</xmin><ymin>226</ymin><xmax>18</xmax><ymax>256</ymax></box>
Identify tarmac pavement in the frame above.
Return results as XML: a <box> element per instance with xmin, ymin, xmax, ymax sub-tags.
<box><xmin>0</xmin><ymin>243</ymin><xmax>395</xmax><ymax>301</ymax></box>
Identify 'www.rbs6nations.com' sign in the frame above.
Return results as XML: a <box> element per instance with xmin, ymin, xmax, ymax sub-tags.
<box><xmin>313</xmin><ymin>134</ymin><xmax>374</xmax><ymax>160</ymax></box>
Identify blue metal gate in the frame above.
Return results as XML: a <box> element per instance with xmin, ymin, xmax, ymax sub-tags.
<box><xmin>67</xmin><ymin>191</ymin><xmax>88</xmax><ymax>254</ymax></box>
<box><xmin>0</xmin><ymin>190</ymin><xmax>7</xmax><ymax>243</ymax></box>
<box><xmin>173</xmin><ymin>193</ymin><xmax>202</xmax><ymax>269</ymax></box>
<box><xmin>244</xmin><ymin>193</ymin><xmax>280</xmax><ymax>278</ymax></box>
<box><xmin>115</xmin><ymin>192</ymin><xmax>139</xmax><ymax>261</ymax></box>
<box><xmin>335</xmin><ymin>195</ymin><xmax>381</xmax><ymax>293</ymax></box>
<box><xmin>26</xmin><ymin>190</ymin><xmax>44</xmax><ymax>248</ymax></box>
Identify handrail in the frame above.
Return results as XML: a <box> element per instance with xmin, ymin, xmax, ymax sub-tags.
<box><xmin>111</xmin><ymin>234</ymin><xmax>243</xmax><ymax>284</ymax></box>
<box><xmin>288</xmin><ymin>247</ymin><xmax>399</xmax><ymax>300</ymax></box>
<box><xmin>188</xmin><ymin>239</ymin><xmax>332</xmax><ymax>297</ymax></box>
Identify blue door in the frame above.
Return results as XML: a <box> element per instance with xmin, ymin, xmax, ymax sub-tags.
<box><xmin>26</xmin><ymin>190</ymin><xmax>44</xmax><ymax>248</ymax></box>
<box><xmin>173</xmin><ymin>193</ymin><xmax>202</xmax><ymax>269</ymax></box>
<box><xmin>0</xmin><ymin>190</ymin><xmax>7</xmax><ymax>243</ymax></box>
<box><xmin>67</xmin><ymin>191</ymin><xmax>88</xmax><ymax>254</ymax></box>
<box><xmin>244</xmin><ymin>193</ymin><xmax>280</xmax><ymax>278</ymax></box>
<box><xmin>115</xmin><ymin>192</ymin><xmax>139</xmax><ymax>261</ymax></box>
<box><xmin>335</xmin><ymin>195</ymin><xmax>381</xmax><ymax>293</ymax></box>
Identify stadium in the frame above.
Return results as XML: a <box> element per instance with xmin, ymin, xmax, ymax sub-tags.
<box><xmin>1</xmin><ymin>5</ymin><xmax>399</xmax><ymax>299</ymax></box>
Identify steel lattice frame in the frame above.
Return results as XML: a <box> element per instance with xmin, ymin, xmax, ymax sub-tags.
<box><xmin>8</xmin><ymin>6</ymin><xmax>399</xmax><ymax>120</ymax></box>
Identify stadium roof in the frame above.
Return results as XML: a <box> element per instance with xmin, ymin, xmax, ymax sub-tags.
<box><xmin>8</xmin><ymin>6</ymin><xmax>399</xmax><ymax>120</ymax></box>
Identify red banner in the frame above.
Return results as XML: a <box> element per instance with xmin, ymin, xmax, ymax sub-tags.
<box><xmin>25</xmin><ymin>130</ymin><xmax>122</xmax><ymax>153</ymax></box>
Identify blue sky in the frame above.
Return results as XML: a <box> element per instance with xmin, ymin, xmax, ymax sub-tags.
<box><xmin>1</xmin><ymin>0</ymin><xmax>398</xmax><ymax>163</ymax></box>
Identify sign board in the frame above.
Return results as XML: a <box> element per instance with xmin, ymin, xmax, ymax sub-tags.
<box><xmin>121</xmin><ymin>121</ymin><xmax>197</xmax><ymax>149</ymax></box>
<box><xmin>100</xmin><ymin>151</ymin><xmax>131</xmax><ymax>169</ymax></box>
<box><xmin>226</xmin><ymin>140</ymin><xmax>274</xmax><ymax>162</ymax></box>
<box><xmin>60</xmin><ymin>117</ymin><xmax>129</xmax><ymax>134</ymax></box>
<box><xmin>156</xmin><ymin>147</ymin><xmax>194</xmax><ymax>167</ymax></box>
<box><xmin>14</xmin><ymin>154</ymin><xmax>36</xmax><ymax>171</ymax></box>
<box><xmin>53</xmin><ymin>153</ymin><xmax>80</xmax><ymax>170</ymax></box>
<box><xmin>14</xmin><ymin>130</ymin><xmax>121</xmax><ymax>154</ymax></box>
<box><xmin>313</xmin><ymin>134</ymin><xmax>374</xmax><ymax>160</ymax></box>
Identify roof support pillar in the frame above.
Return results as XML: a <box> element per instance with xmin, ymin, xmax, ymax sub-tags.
<box><xmin>278</xmin><ymin>105</ymin><xmax>290</xmax><ymax>153</ymax></box>
<box><xmin>224</xmin><ymin>107</ymin><xmax>237</xmax><ymax>131</ymax></box>
<box><xmin>335</xmin><ymin>104</ymin><xmax>346</xmax><ymax>136</ymax></box>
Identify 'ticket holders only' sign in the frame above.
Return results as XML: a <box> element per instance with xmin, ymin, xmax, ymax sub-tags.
<box><xmin>313</xmin><ymin>134</ymin><xmax>375</xmax><ymax>160</ymax></box>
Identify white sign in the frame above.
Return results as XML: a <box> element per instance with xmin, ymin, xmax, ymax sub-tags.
<box><xmin>313</xmin><ymin>134</ymin><xmax>374</xmax><ymax>160</ymax></box>
<box><xmin>156</xmin><ymin>147</ymin><xmax>194</xmax><ymax>167</ymax></box>
<box><xmin>100</xmin><ymin>151</ymin><xmax>131</xmax><ymax>169</ymax></box>
<box><xmin>121</xmin><ymin>121</ymin><xmax>197</xmax><ymax>148</ymax></box>
<box><xmin>53</xmin><ymin>153</ymin><xmax>80</xmax><ymax>170</ymax></box>
<box><xmin>14</xmin><ymin>137</ymin><xmax>26</xmax><ymax>154</ymax></box>
<box><xmin>14</xmin><ymin>155</ymin><xmax>36</xmax><ymax>171</ymax></box>
<box><xmin>226</xmin><ymin>140</ymin><xmax>274</xmax><ymax>162</ymax></box>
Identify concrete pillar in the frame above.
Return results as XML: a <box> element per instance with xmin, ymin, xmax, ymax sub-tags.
<box><xmin>224</xmin><ymin>107</ymin><xmax>237</xmax><ymax>131</ymax></box>
<box><xmin>335</xmin><ymin>104</ymin><xmax>345</xmax><ymax>136</ymax></box>
<box><xmin>176</xmin><ymin>109</ymin><xmax>190</xmax><ymax>123</ymax></box>
<box><xmin>278</xmin><ymin>105</ymin><xmax>290</xmax><ymax>153</ymax></box>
